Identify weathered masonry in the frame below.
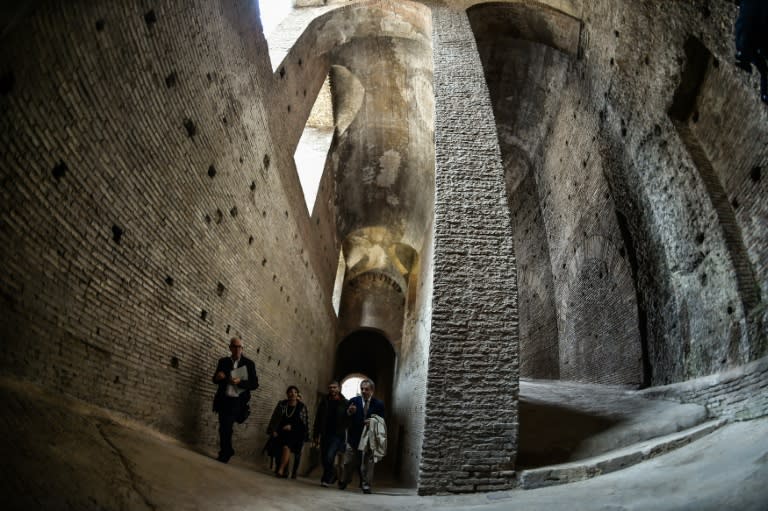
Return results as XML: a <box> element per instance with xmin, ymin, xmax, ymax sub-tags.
<box><xmin>0</xmin><ymin>0</ymin><xmax>766</xmax><ymax>495</ymax></box>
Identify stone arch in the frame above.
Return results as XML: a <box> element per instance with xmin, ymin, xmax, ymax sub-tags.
<box><xmin>334</xmin><ymin>328</ymin><xmax>396</xmax><ymax>426</ymax></box>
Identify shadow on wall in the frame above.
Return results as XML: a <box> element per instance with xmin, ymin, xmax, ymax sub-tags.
<box><xmin>516</xmin><ymin>398</ymin><xmax>621</xmax><ymax>469</ymax></box>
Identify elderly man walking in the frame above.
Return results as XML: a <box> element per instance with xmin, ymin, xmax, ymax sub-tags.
<box><xmin>339</xmin><ymin>379</ymin><xmax>385</xmax><ymax>494</ymax></box>
<box><xmin>212</xmin><ymin>337</ymin><xmax>259</xmax><ymax>463</ymax></box>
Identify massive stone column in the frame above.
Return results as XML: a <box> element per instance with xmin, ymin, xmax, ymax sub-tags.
<box><xmin>419</xmin><ymin>4</ymin><xmax>519</xmax><ymax>494</ymax></box>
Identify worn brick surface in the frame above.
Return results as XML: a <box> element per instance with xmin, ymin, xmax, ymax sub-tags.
<box><xmin>0</xmin><ymin>0</ymin><xmax>337</xmax><ymax>456</ymax></box>
<box><xmin>420</xmin><ymin>5</ymin><xmax>519</xmax><ymax>495</ymax></box>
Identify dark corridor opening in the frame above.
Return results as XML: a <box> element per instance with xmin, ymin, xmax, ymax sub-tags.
<box><xmin>334</xmin><ymin>329</ymin><xmax>397</xmax><ymax>478</ymax></box>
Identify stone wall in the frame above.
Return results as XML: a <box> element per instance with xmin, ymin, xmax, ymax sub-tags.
<box><xmin>639</xmin><ymin>355</ymin><xmax>768</xmax><ymax>421</ymax></box>
<box><xmin>391</xmin><ymin>221</ymin><xmax>434</xmax><ymax>487</ymax></box>
<box><xmin>421</xmin><ymin>5</ymin><xmax>519</xmax><ymax>495</ymax></box>
<box><xmin>576</xmin><ymin>0</ymin><xmax>767</xmax><ymax>383</ymax></box>
<box><xmin>0</xmin><ymin>0</ymin><xmax>337</xmax><ymax>455</ymax></box>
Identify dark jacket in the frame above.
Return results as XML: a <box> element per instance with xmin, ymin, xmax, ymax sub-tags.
<box><xmin>212</xmin><ymin>355</ymin><xmax>259</xmax><ymax>412</ymax></box>
<box><xmin>346</xmin><ymin>395</ymin><xmax>385</xmax><ymax>449</ymax></box>
<box><xmin>313</xmin><ymin>393</ymin><xmax>349</xmax><ymax>441</ymax></box>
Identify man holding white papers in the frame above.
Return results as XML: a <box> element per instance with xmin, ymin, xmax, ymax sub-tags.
<box><xmin>212</xmin><ymin>337</ymin><xmax>259</xmax><ymax>463</ymax></box>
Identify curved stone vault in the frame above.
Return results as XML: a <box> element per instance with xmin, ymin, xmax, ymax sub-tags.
<box><xmin>0</xmin><ymin>0</ymin><xmax>766</xmax><ymax>504</ymax></box>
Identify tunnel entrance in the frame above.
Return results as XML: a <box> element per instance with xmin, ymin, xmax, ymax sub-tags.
<box><xmin>335</xmin><ymin>329</ymin><xmax>395</xmax><ymax>411</ymax></box>
<box><xmin>334</xmin><ymin>329</ymin><xmax>396</xmax><ymax>479</ymax></box>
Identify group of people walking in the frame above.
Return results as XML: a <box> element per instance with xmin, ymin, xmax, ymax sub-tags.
<box><xmin>211</xmin><ymin>337</ymin><xmax>386</xmax><ymax>494</ymax></box>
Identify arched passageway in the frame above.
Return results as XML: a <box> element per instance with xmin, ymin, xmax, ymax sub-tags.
<box><xmin>335</xmin><ymin>330</ymin><xmax>396</xmax><ymax>418</ymax></box>
<box><xmin>334</xmin><ymin>329</ymin><xmax>397</xmax><ymax>478</ymax></box>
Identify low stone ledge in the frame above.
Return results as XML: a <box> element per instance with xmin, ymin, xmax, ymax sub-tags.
<box><xmin>519</xmin><ymin>419</ymin><xmax>725</xmax><ymax>489</ymax></box>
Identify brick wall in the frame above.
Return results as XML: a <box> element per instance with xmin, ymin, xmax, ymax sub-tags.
<box><xmin>421</xmin><ymin>5</ymin><xmax>519</xmax><ymax>495</ymax></box>
<box><xmin>639</xmin><ymin>355</ymin><xmax>768</xmax><ymax>421</ymax></box>
<box><xmin>0</xmin><ymin>0</ymin><xmax>337</xmax><ymax>456</ymax></box>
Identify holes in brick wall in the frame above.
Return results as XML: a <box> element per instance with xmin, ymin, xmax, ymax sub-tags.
<box><xmin>279</xmin><ymin>67</ymin><xmax>285</xmax><ymax>79</ymax></box>
<box><xmin>303</xmin><ymin>89</ymin><xmax>307</xmax><ymax>97</ymax></box>
<box><xmin>298</xmin><ymin>58</ymin><xmax>302</xmax><ymax>67</ymax></box>
<box><xmin>692</xmin><ymin>111</ymin><xmax>700</xmax><ymax>123</ymax></box>
<box><xmin>230</xmin><ymin>206</ymin><xmax>238</xmax><ymax>217</ymax></box>
<box><xmin>284</xmin><ymin>211</ymin><xmax>288</xmax><ymax>218</ymax></box>
<box><xmin>95</xmin><ymin>19</ymin><xmax>105</xmax><ymax>31</ymax></box>
<box><xmin>144</xmin><ymin>10</ymin><xmax>157</xmax><ymax>27</ymax></box>
<box><xmin>263</xmin><ymin>154</ymin><xmax>270</xmax><ymax>170</ymax></box>
<box><xmin>208</xmin><ymin>165</ymin><xmax>216</xmax><ymax>178</ymax></box>
<box><xmin>165</xmin><ymin>276</ymin><xmax>174</xmax><ymax>286</ymax></box>
<box><xmin>170</xmin><ymin>356</ymin><xmax>179</xmax><ymax>368</ymax></box>
<box><xmin>287</xmin><ymin>104</ymin><xmax>291</xmax><ymax>112</ymax></box>
<box><xmin>614</xmin><ymin>30</ymin><xmax>620</xmax><ymax>38</ymax></box>
<box><xmin>206</xmin><ymin>72</ymin><xmax>213</xmax><ymax>82</ymax></box>
<box><xmin>114</xmin><ymin>376</ymin><xmax>120</xmax><ymax>384</ymax></box>
<box><xmin>654</xmin><ymin>124</ymin><xmax>662</xmax><ymax>136</ymax></box>
<box><xmin>700</xmin><ymin>272</ymin><xmax>708</xmax><ymax>286</ymax></box>
<box><xmin>165</xmin><ymin>71</ymin><xmax>177</xmax><ymax>88</ymax></box>
<box><xmin>52</xmin><ymin>160</ymin><xmax>68</xmax><ymax>180</ymax></box>
<box><xmin>248</xmin><ymin>235</ymin><xmax>254</xmax><ymax>245</ymax></box>
<box><xmin>183</xmin><ymin>118</ymin><xmax>196</xmax><ymax>138</ymax></box>
<box><xmin>205</xmin><ymin>214</ymin><xmax>211</xmax><ymax>224</ymax></box>
<box><xmin>751</xmin><ymin>166</ymin><xmax>761</xmax><ymax>182</ymax></box>
<box><xmin>732</xmin><ymin>198</ymin><xmax>739</xmax><ymax>209</ymax></box>
<box><xmin>215</xmin><ymin>209</ymin><xmax>223</xmax><ymax>224</ymax></box>
<box><xmin>610</xmin><ymin>57</ymin><xmax>614</xmax><ymax>66</ymax></box>
<box><xmin>695</xmin><ymin>233</ymin><xmax>705</xmax><ymax>244</ymax></box>
<box><xmin>727</xmin><ymin>305</ymin><xmax>734</xmax><ymax>315</ymax></box>
<box><xmin>250</xmin><ymin>181</ymin><xmax>256</xmax><ymax>191</ymax></box>
<box><xmin>112</xmin><ymin>225</ymin><xmax>123</xmax><ymax>244</ymax></box>
<box><xmin>0</xmin><ymin>71</ymin><xmax>13</xmax><ymax>95</ymax></box>
<box><xmin>216</xmin><ymin>282</ymin><xmax>226</xmax><ymax>296</ymax></box>
<box><xmin>200</xmin><ymin>309</ymin><xmax>208</xmax><ymax>320</ymax></box>
<box><xmin>262</xmin><ymin>210</ymin><xmax>267</xmax><ymax>217</ymax></box>
<box><xmin>226</xmin><ymin>325</ymin><xmax>231</xmax><ymax>334</ymax></box>
<box><xmin>262</xmin><ymin>258</ymin><xmax>267</xmax><ymax>266</ymax></box>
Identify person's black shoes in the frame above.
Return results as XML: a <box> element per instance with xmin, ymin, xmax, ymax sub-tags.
<box><xmin>215</xmin><ymin>451</ymin><xmax>233</xmax><ymax>463</ymax></box>
<box><xmin>362</xmin><ymin>486</ymin><xmax>372</xmax><ymax>494</ymax></box>
<box><xmin>338</xmin><ymin>482</ymin><xmax>347</xmax><ymax>490</ymax></box>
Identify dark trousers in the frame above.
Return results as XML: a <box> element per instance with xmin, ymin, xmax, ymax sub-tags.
<box><xmin>342</xmin><ymin>444</ymin><xmax>375</xmax><ymax>490</ymax></box>
<box><xmin>320</xmin><ymin>435</ymin><xmax>346</xmax><ymax>483</ymax></box>
<box><xmin>217</xmin><ymin>396</ymin><xmax>241</xmax><ymax>460</ymax></box>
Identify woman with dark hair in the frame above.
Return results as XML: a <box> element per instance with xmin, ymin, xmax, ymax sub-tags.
<box><xmin>267</xmin><ymin>385</ymin><xmax>309</xmax><ymax>478</ymax></box>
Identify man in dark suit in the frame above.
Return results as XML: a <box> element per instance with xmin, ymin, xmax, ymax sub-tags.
<box><xmin>313</xmin><ymin>380</ymin><xmax>349</xmax><ymax>486</ymax></box>
<box><xmin>212</xmin><ymin>337</ymin><xmax>259</xmax><ymax>463</ymax></box>
<box><xmin>339</xmin><ymin>378</ymin><xmax>385</xmax><ymax>494</ymax></box>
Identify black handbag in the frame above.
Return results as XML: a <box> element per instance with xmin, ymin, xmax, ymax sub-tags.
<box><xmin>236</xmin><ymin>402</ymin><xmax>250</xmax><ymax>424</ymax></box>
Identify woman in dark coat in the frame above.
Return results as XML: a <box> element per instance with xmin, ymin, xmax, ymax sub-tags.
<box><xmin>267</xmin><ymin>385</ymin><xmax>309</xmax><ymax>478</ymax></box>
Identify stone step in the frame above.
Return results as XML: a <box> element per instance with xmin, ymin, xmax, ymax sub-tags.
<box><xmin>518</xmin><ymin>418</ymin><xmax>727</xmax><ymax>490</ymax></box>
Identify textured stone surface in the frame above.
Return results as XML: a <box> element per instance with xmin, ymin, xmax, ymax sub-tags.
<box><xmin>421</xmin><ymin>4</ymin><xmax>519</xmax><ymax>495</ymax></box>
<box><xmin>1</xmin><ymin>0</ymin><xmax>767</xmax><ymax>499</ymax></box>
<box><xmin>639</xmin><ymin>354</ymin><xmax>768</xmax><ymax>421</ymax></box>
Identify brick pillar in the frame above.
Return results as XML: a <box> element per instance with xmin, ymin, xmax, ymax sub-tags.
<box><xmin>418</xmin><ymin>4</ymin><xmax>520</xmax><ymax>495</ymax></box>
